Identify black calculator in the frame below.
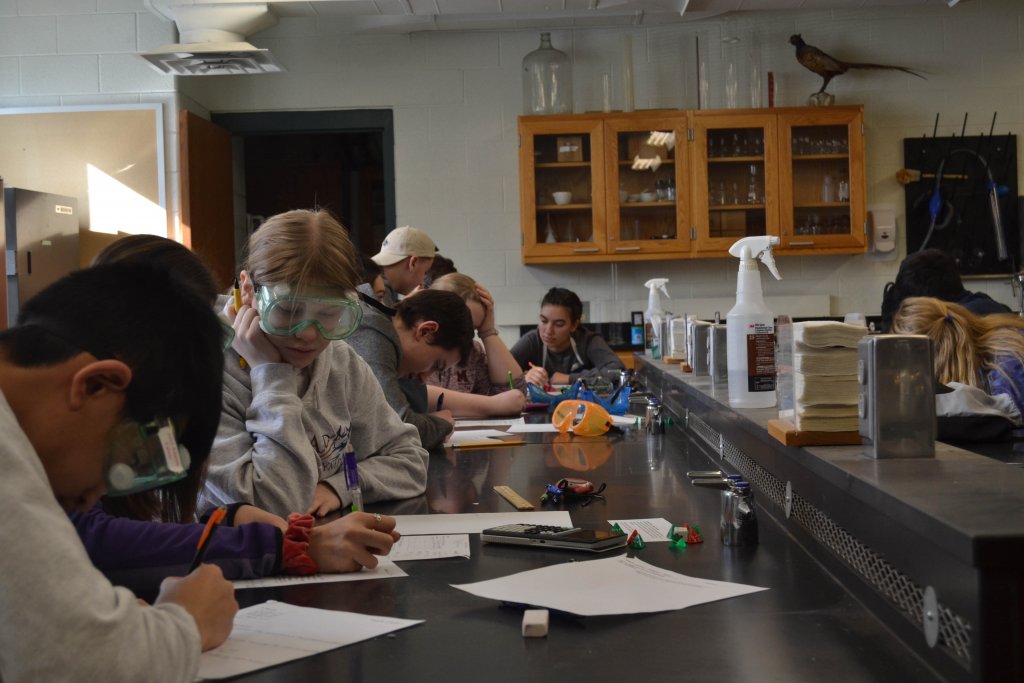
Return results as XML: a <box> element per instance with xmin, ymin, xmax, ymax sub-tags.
<box><xmin>480</xmin><ymin>524</ymin><xmax>627</xmax><ymax>552</ymax></box>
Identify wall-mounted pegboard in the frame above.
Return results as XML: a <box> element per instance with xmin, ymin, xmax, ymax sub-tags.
<box><xmin>903</xmin><ymin>134</ymin><xmax>1018</xmax><ymax>275</ymax></box>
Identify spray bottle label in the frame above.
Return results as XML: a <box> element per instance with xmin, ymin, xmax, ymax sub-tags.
<box><xmin>745</xmin><ymin>323</ymin><xmax>776</xmax><ymax>392</ymax></box>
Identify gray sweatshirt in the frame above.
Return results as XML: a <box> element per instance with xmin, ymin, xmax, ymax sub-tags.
<box><xmin>201</xmin><ymin>337</ymin><xmax>428</xmax><ymax>518</ymax></box>
<box><xmin>0</xmin><ymin>390</ymin><xmax>200</xmax><ymax>682</ymax></box>
<box><xmin>346</xmin><ymin>301</ymin><xmax>454</xmax><ymax>450</ymax></box>
<box><xmin>510</xmin><ymin>327</ymin><xmax>624</xmax><ymax>383</ymax></box>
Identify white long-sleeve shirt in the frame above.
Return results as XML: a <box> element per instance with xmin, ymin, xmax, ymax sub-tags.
<box><xmin>0</xmin><ymin>390</ymin><xmax>200</xmax><ymax>683</ymax></box>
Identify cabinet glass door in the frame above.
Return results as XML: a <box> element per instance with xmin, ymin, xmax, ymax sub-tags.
<box><xmin>692</xmin><ymin>113</ymin><xmax>777</xmax><ymax>254</ymax></box>
<box><xmin>605</xmin><ymin>114</ymin><xmax>689</xmax><ymax>257</ymax></box>
<box><xmin>519</xmin><ymin>117</ymin><xmax>605</xmax><ymax>261</ymax></box>
<box><xmin>778</xmin><ymin>109</ymin><xmax>865</xmax><ymax>251</ymax></box>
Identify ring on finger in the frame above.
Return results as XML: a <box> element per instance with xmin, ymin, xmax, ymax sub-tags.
<box><xmin>373</xmin><ymin>512</ymin><xmax>382</xmax><ymax>527</ymax></box>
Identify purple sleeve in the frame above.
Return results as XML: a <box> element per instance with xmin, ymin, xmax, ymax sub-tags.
<box><xmin>70</xmin><ymin>504</ymin><xmax>283</xmax><ymax>594</ymax></box>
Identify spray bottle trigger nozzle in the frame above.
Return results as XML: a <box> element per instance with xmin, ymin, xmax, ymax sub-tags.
<box><xmin>760</xmin><ymin>249</ymin><xmax>782</xmax><ymax>281</ymax></box>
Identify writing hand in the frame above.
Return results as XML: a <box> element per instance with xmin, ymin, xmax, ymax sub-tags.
<box><xmin>156</xmin><ymin>564</ymin><xmax>238</xmax><ymax>651</ymax></box>
<box><xmin>308</xmin><ymin>512</ymin><xmax>400</xmax><ymax>573</ymax></box>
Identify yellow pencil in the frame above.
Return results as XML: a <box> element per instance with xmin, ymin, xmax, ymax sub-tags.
<box><xmin>232</xmin><ymin>277</ymin><xmax>247</xmax><ymax>369</ymax></box>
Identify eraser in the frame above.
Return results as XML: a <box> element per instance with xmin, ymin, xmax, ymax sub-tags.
<box><xmin>522</xmin><ymin>609</ymin><xmax>549</xmax><ymax>638</ymax></box>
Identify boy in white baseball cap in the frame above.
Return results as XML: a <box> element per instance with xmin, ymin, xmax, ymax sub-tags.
<box><xmin>364</xmin><ymin>227</ymin><xmax>437</xmax><ymax>307</ymax></box>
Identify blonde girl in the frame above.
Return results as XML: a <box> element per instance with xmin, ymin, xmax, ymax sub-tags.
<box><xmin>891</xmin><ymin>296</ymin><xmax>1024</xmax><ymax>413</ymax></box>
<box><xmin>423</xmin><ymin>273</ymin><xmax>526</xmax><ymax>417</ymax></box>
<box><xmin>202</xmin><ymin>209</ymin><xmax>428</xmax><ymax>519</ymax></box>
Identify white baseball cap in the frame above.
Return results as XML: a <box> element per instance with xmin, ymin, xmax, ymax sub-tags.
<box><xmin>371</xmin><ymin>226</ymin><xmax>438</xmax><ymax>266</ymax></box>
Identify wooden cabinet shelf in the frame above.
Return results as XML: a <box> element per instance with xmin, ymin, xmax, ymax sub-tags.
<box><xmin>519</xmin><ymin>106</ymin><xmax>866</xmax><ymax>263</ymax></box>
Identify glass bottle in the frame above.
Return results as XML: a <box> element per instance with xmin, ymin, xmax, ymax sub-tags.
<box><xmin>837</xmin><ymin>171</ymin><xmax>850</xmax><ymax>203</ymax></box>
<box><xmin>544</xmin><ymin>214</ymin><xmax>557</xmax><ymax>243</ymax></box>
<box><xmin>746</xmin><ymin>164</ymin><xmax>759</xmax><ymax>205</ymax></box>
<box><xmin>821</xmin><ymin>173</ymin><xmax>835</xmax><ymax>203</ymax></box>
<box><xmin>522</xmin><ymin>32</ymin><xmax>573</xmax><ymax>115</ymax></box>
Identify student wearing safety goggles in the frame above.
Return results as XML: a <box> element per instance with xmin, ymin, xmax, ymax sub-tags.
<box><xmin>0</xmin><ymin>262</ymin><xmax>237</xmax><ymax>682</ymax></box>
<box><xmin>68</xmin><ymin>235</ymin><xmax>403</xmax><ymax>597</ymax></box>
<box><xmin>203</xmin><ymin>210</ymin><xmax>428</xmax><ymax>520</ymax></box>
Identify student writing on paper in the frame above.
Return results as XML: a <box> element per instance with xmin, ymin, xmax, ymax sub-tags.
<box><xmin>422</xmin><ymin>273</ymin><xmax>526</xmax><ymax>418</ymax></box>
<box><xmin>347</xmin><ymin>288</ymin><xmax>475</xmax><ymax>449</ymax></box>
<box><xmin>67</xmin><ymin>236</ymin><xmax>401</xmax><ymax>594</ymax></box>
<box><xmin>0</xmin><ymin>262</ymin><xmax>237</xmax><ymax>682</ymax></box>
<box><xmin>512</xmin><ymin>287</ymin><xmax>624</xmax><ymax>387</ymax></box>
<box><xmin>203</xmin><ymin>210</ymin><xmax>428</xmax><ymax>519</ymax></box>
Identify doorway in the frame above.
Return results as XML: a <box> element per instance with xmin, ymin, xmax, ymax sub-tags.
<box><xmin>211</xmin><ymin>109</ymin><xmax>395</xmax><ymax>259</ymax></box>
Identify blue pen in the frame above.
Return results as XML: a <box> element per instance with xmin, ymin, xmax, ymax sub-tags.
<box><xmin>342</xmin><ymin>451</ymin><xmax>363</xmax><ymax>513</ymax></box>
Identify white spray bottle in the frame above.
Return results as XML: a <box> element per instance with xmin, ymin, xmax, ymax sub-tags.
<box><xmin>726</xmin><ymin>236</ymin><xmax>782</xmax><ymax>408</ymax></box>
<box><xmin>643</xmin><ymin>278</ymin><xmax>670</xmax><ymax>360</ymax></box>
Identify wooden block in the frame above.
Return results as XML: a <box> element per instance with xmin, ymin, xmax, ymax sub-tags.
<box><xmin>767</xmin><ymin>418</ymin><xmax>862</xmax><ymax>446</ymax></box>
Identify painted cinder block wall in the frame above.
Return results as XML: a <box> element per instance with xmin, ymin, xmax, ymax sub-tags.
<box><xmin>2</xmin><ymin>0</ymin><xmax>1022</xmax><ymax>321</ymax></box>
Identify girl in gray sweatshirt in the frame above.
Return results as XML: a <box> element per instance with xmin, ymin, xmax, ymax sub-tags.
<box><xmin>202</xmin><ymin>210</ymin><xmax>428</xmax><ymax>519</ymax></box>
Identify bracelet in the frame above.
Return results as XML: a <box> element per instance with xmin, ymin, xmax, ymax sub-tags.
<box><xmin>281</xmin><ymin>512</ymin><xmax>318</xmax><ymax>576</ymax></box>
<box><xmin>478</xmin><ymin>328</ymin><xmax>499</xmax><ymax>339</ymax></box>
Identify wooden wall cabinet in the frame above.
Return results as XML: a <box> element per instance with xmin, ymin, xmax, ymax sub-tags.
<box><xmin>519</xmin><ymin>105</ymin><xmax>866</xmax><ymax>264</ymax></box>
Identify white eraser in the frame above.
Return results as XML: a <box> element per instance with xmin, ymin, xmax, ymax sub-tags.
<box><xmin>522</xmin><ymin>609</ymin><xmax>549</xmax><ymax>638</ymax></box>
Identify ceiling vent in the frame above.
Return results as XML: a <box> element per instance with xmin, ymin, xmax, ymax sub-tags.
<box><xmin>141</xmin><ymin>3</ymin><xmax>284</xmax><ymax>76</ymax></box>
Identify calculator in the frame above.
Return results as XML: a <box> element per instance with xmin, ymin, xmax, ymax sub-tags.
<box><xmin>480</xmin><ymin>524</ymin><xmax>627</xmax><ymax>552</ymax></box>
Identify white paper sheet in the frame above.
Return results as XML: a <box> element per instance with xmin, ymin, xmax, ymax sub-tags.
<box><xmin>197</xmin><ymin>601</ymin><xmax>423</xmax><ymax>680</ymax></box>
<box><xmin>607</xmin><ymin>518</ymin><xmax>675</xmax><ymax>542</ymax></box>
<box><xmin>392</xmin><ymin>511</ymin><xmax>573</xmax><ymax>536</ymax></box>
<box><xmin>451</xmin><ymin>555</ymin><xmax>767</xmax><ymax>616</ymax></box>
<box><xmin>232</xmin><ymin>557</ymin><xmax>407</xmax><ymax>590</ymax></box>
<box><xmin>390</xmin><ymin>534</ymin><xmax>470</xmax><ymax>561</ymax></box>
<box><xmin>447</xmin><ymin>429</ymin><xmax>524</xmax><ymax>447</ymax></box>
<box><xmin>453</xmin><ymin>418</ymin><xmax>519</xmax><ymax>428</ymax></box>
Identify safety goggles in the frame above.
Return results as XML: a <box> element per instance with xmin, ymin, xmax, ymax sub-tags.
<box><xmin>254</xmin><ymin>282</ymin><xmax>362</xmax><ymax>340</ymax></box>
<box><xmin>104</xmin><ymin>416</ymin><xmax>191</xmax><ymax>496</ymax></box>
<box><xmin>219</xmin><ymin>319</ymin><xmax>235</xmax><ymax>352</ymax></box>
<box><xmin>551</xmin><ymin>400</ymin><xmax>613</xmax><ymax>437</ymax></box>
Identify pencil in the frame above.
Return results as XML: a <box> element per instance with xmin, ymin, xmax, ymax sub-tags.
<box><xmin>188</xmin><ymin>506</ymin><xmax>227</xmax><ymax>573</ymax></box>
<box><xmin>232</xmin><ymin>277</ymin><xmax>247</xmax><ymax>369</ymax></box>
<box><xmin>507</xmin><ymin>371</ymin><xmax>515</xmax><ymax>391</ymax></box>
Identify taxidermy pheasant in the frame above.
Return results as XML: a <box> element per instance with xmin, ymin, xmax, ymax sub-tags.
<box><xmin>789</xmin><ymin>34</ymin><xmax>925</xmax><ymax>94</ymax></box>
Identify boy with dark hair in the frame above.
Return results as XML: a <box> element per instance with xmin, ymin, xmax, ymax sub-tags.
<box><xmin>0</xmin><ymin>262</ymin><xmax>237</xmax><ymax>682</ymax></box>
<box><xmin>347</xmin><ymin>289</ymin><xmax>474</xmax><ymax>449</ymax></box>
<box><xmin>512</xmin><ymin>286</ymin><xmax>624</xmax><ymax>386</ymax></box>
<box><xmin>879</xmin><ymin>248</ymin><xmax>1011</xmax><ymax>331</ymax></box>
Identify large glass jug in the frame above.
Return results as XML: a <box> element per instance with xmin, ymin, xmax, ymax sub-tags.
<box><xmin>522</xmin><ymin>32</ymin><xmax>573</xmax><ymax>115</ymax></box>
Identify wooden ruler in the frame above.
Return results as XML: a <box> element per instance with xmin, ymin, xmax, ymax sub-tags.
<box><xmin>493</xmin><ymin>485</ymin><xmax>534</xmax><ymax>511</ymax></box>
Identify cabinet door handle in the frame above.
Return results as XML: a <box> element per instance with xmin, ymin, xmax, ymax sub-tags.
<box><xmin>573</xmin><ymin>247</ymin><xmax>600</xmax><ymax>253</ymax></box>
<box><xmin>788</xmin><ymin>241</ymin><xmax>815</xmax><ymax>246</ymax></box>
<box><xmin>614</xmin><ymin>246</ymin><xmax>642</xmax><ymax>252</ymax></box>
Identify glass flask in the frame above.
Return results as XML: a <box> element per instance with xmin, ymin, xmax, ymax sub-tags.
<box><xmin>522</xmin><ymin>33</ymin><xmax>573</xmax><ymax>115</ymax></box>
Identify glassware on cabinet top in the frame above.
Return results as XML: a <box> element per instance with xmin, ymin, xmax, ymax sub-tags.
<box><xmin>522</xmin><ymin>32</ymin><xmax>573</xmax><ymax>115</ymax></box>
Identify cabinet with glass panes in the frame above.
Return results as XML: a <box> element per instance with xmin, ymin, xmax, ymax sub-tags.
<box><xmin>518</xmin><ymin>106</ymin><xmax>866</xmax><ymax>263</ymax></box>
<box><xmin>690</xmin><ymin>111</ymin><xmax>778</xmax><ymax>254</ymax></box>
<box><xmin>776</xmin><ymin>106</ymin><xmax>866</xmax><ymax>252</ymax></box>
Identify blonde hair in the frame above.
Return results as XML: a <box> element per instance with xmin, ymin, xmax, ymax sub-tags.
<box><xmin>891</xmin><ymin>296</ymin><xmax>1024</xmax><ymax>387</ymax></box>
<box><xmin>244</xmin><ymin>209</ymin><xmax>358</xmax><ymax>293</ymax></box>
<box><xmin>431</xmin><ymin>272</ymin><xmax>482</xmax><ymax>305</ymax></box>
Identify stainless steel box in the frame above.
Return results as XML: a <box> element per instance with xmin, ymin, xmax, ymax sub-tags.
<box><xmin>857</xmin><ymin>335</ymin><xmax>935</xmax><ymax>459</ymax></box>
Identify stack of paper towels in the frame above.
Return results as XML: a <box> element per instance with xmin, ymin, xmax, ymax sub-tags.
<box><xmin>792</xmin><ymin>321</ymin><xmax>868</xmax><ymax>432</ymax></box>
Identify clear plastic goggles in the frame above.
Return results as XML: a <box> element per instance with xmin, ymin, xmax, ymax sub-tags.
<box><xmin>551</xmin><ymin>400</ymin><xmax>613</xmax><ymax>437</ymax></box>
<box><xmin>219</xmin><ymin>319</ymin><xmax>235</xmax><ymax>352</ymax></box>
<box><xmin>104</xmin><ymin>417</ymin><xmax>191</xmax><ymax>496</ymax></box>
<box><xmin>255</xmin><ymin>283</ymin><xmax>362</xmax><ymax>341</ymax></box>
